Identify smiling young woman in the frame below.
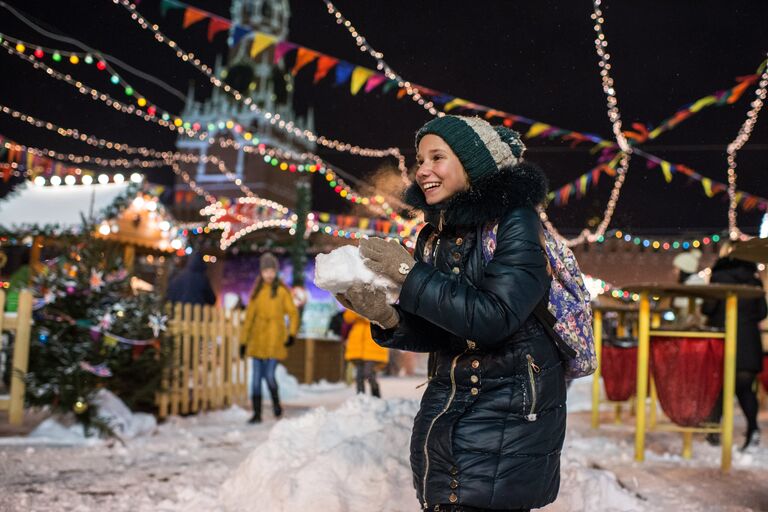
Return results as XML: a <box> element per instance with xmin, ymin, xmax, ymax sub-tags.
<box><xmin>339</xmin><ymin>115</ymin><xmax>564</xmax><ymax>512</ymax></box>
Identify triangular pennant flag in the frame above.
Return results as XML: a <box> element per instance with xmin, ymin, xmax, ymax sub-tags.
<box><xmin>230</xmin><ymin>25</ymin><xmax>251</xmax><ymax>46</ymax></box>
<box><xmin>291</xmin><ymin>48</ymin><xmax>318</xmax><ymax>75</ymax></box>
<box><xmin>250</xmin><ymin>33</ymin><xmax>277</xmax><ymax>58</ymax></box>
<box><xmin>381</xmin><ymin>80</ymin><xmax>399</xmax><ymax>94</ymax></box>
<box><xmin>334</xmin><ymin>62</ymin><xmax>354</xmax><ymax>86</ymax></box>
<box><xmin>182</xmin><ymin>8</ymin><xmax>207</xmax><ymax>29</ymax></box>
<box><xmin>364</xmin><ymin>74</ymin><xmax>387</xmax><ymax>93</ymax></box>
<box><xmin>350</xmin><ymin>67</ymin><xmax>375</xmax><ymax>95</ymax></box>
<box><xmin>444</xmin><ymin>98</ymin><xmax>469</xmax><ymax>111</ymax></box>
<box><xmin>273</xmin><ymin>41</ymin><xmax>298</xmax><ymax>63</ymax></box>
<box><xmin>701</xmin><ymin>178</ymin><xmax>714</xmax><ymax>197</ymax></box>
<box><xmin>207</xmin><ymin>18</ymin><xmax>230</xmax><ymax>42</ymax></box>
<box><xmin>578</xmin><ymin>175</ymin><xmax>588</xmax><ymax>195</ymax></box>
<box><xmin>689</xmin><ymin>95</ymin><xmax>717</xmax><ymax>113</ymax></box>
<box><xmin>160</xmin><ymin>0</ymin><xmax>183</xmax><ymax>17</ymax></box>
<box><xmin>660</xmin><ymin>161</ymin><xmax>673</xmax><ymax>183</ymax></box>
<box><xmin>396</xmin><ymin>88</ymin><xmax>408</xmax><ymax>99</ymax></box>
<box><xmin>314</xmin><ymin>55</ymin><xmax>339</xmax><ymax>83</ymax></box>
<box><xmin>525</xmin><ymin>123</ymin><xmax>551</xmax><ymax>139</ymax></box>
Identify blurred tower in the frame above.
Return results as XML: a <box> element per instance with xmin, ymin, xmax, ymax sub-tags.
<box><xmin>174</xmin><ymin>0</ymin><xmax>315</xmax><ymax>219</ymax></box>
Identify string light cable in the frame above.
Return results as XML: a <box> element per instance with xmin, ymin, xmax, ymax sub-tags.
<box><xmin>0</xmin><ymin>1</ymin><xmax>186</xmax><ymax>101</ymax></box>
<box><xmin>540</xmin><ymin>0</ymin><xmax>632</xmax><ymax>246</ymax></box>
<box><xmin>0</xmin><ymin>101</ymin><xmax>407</xmax><ymax>219</ymax></box>
<box><xmin>726</xmin><ymin>51</ymin><xmax>768</xmax><ymax>239</ymax></box>
<box><xmin>111</xmin><ymin>0</ymin><xmax>408</xmax><ymax>169</ymax></box>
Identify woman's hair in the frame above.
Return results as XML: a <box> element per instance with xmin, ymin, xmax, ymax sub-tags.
<box><xmin>250</xmin><ymin>274</ymin><xmax>284</xmax><ymax>299</ymax></box>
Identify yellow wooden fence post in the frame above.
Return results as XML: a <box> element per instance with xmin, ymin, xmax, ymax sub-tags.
<box><xmin>9</xmin><ymin>290</ymin><xmax>33</xmax><ymax>425</ymax></box>
<box><xmin>721</xmin><ymin>293</ymin><xmax>738</xmax><ymax>473</ymax></box>
<box><xmin>591</xmin><ymin>309</ymin><xmax>603</xmax><ymax>429</ymax></box>
<box><xmin>635</xmin><ymin>292</ymin><xmax>651</xmax><ymax>462</ymax></box>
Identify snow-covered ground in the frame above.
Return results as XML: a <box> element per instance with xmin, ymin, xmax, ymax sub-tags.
<box><xmin>1</xmin><ymin>376</ymin><xmax>767</xmax><ymax>511</ymax></box>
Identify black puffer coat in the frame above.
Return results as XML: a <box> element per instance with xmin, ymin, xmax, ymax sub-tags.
<box><xmin>372</xmin><ymin>164</ymin><xmax>566</xmax><ymax>511</ymax></box>
<box><xmin>702</xmin><ymin>257</ymin><xmax>767</xmax><ymax>373</ymax></box>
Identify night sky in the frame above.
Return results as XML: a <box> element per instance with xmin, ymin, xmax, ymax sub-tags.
<box><xmin>0</xmin><ymin>0</ymin><xmax>766</xmax><ymax>235</ymax></box>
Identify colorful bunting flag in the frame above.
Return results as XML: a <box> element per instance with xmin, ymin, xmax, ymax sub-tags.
<box><xmin>350</xmin><ymin>67</ymin><xmax>374</xmax><ymax>95</ymax></box>
<box><xmin>335</xmin><ymin>62</ymin><xmax>354</xmax><ymax>86</ymax></box>
<box><xmin>182</xmin><ymin>8</ymin><xmax>207</xmax><ymax>29</ymax></box>
<box><xmin>314</xmin><ymin>55</ymin><xmax>339</xmax><ymax>83</ymax></box>
<box><xmin>207</xmin><ymin>18</ymin><xmax>230</xmax><ymax>42</ymax></box>
<box><xmin>364</xmin><ymin>74</ymin><xmax>388</xmax><ymax>93</ymax></box>
<box><xmin>291</xmin><ymin>47</ymin><xmax>318</xmax><ymax>75</ymax></box>
<box><xmin>273</xmin><ymin>41</ymin><xmax>297</xmax><ymax>63</ymax></box>
<box><xmin>660</xmin><ymin>160</ymin><xmax>673</xmax><ymax>183</ymax></box>
<box><xmin>250</xmin><ymin>32</ymin><xmax>277</xmax><ymax>58</ymax></box>
<box><xmin>230</xmin><ymin>25</ymin><xmax>251</xmax><ymax>46</ymax></box>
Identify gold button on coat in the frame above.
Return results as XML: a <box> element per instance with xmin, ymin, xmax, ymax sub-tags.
<box><xmin>450</xmin><ymin>480</ymin><xmax>459</xmax><ymax>489</ymax></box>
<box><xmin>470</xmin><ymin>375</ymin><xmax>479</xmax><ymax>383</ymax></box>
<box><xmin>470</xmin><ymin>387</ymin><xmax>479</xmax><ymax>395</ymax></box>
<box><xmin>452</xmin><ymin>267</ymin><xmax>460</xmax><ymax>274</ymax></box>
<box><xmin>449</xmin><ymin>492</ymin><xmax>458</xmax><ymax>503</ymax></box>
<box><xmin>455</xmin><ymin>237</ymin><xmax>463</xmax><ymax>245</ymax></box>
<box><xmin>471</xmin><ymin>360</ymin><xmax>480</xmax><ymax>369</ymax></box>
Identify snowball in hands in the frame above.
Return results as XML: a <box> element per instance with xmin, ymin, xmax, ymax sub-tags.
<box><xmin>314</xmin><ymin>245</ymin><xmax>400</xmax><ymax>303</ymax></box>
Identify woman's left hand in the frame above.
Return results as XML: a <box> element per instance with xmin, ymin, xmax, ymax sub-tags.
<box><xmin>359</xmin><ymin>237</ymin><xmax>415</xmax><ymax>285</ymax></box>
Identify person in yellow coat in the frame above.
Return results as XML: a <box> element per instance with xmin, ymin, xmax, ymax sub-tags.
<box><xmin>343</xmin><ymin>309</ymin><xmax>389</xmax><ymax>397</ymax></box>
<box><xmin>241</xmin><ymin>253</ymin><xmax>299</xmax><ymax>424</ymax></box>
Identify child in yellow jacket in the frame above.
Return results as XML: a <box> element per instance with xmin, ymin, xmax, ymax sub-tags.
<box><xmin>343</xmin><ymin>309</ymin><xmax>388</xmax><ymax>397</ymax></box>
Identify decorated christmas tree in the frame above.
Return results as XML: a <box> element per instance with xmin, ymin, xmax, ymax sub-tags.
<box><xmin>25</xmin><ymin>231</ymin><xmax>169</xmax><ymax>436</ymax></box>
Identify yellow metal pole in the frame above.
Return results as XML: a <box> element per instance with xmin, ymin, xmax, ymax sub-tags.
<box><xmin>649</xmin><ymin>376</ymin><xmax>658</xmax><ymax>430</ymax></box>
<box><xmin>614</xmin><ymin>403</ymin><xmax>622</xmax><ymax>424</ymax></box>
<box><xmin>682</xmin><ymin>431</ymin><xmax>693</xmax><ymax>459</ymax></box>
<box><xmin>8</xmin><ymin>290</ymin><xmax>32</xmax><ymax>425</ymax></box>
<box><xmin>635</xmin><ymin>292</ymin><xmax>651</xmax><ymax>462</ymax></box>
<box><xmin>721</xmin><ymin>292</ymin><xmax>738</xmax><ymax>473</ymax></box>
<box><xmin>592</xmin><ymin>309</ymin><xmax>603</xmax><ymax>429</ymax></box>
<box><xmin>617</xmin><ymin>312</ymin><xmax>627</xmax><ymax>338</ymax></box>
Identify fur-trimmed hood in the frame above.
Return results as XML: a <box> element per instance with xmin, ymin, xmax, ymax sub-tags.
<box><xmin>404</xmin><ymin>161</ymin><xmax>548</xmax><ymax>227</ymax></box>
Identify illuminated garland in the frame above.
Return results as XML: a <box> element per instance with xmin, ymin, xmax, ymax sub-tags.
<box><xmin>726</xmin><ymin>53</ymin><xmax>768</xmax><ymax>239</ymax></box>
<box><xmin>113</xmin><ymin>0</ymin><xmax>408</xmax><ymax>167</ymax></box>
<box><xmin>0</xmin><ymin>32</ymin><xmax>164</xmax><ymax>118</ymax></box>
<box><xmin>597</xmin><ymin>230</ymin><xmax>723</xmax><ymax>251</ymax></box>
<box><xmin>0</xmin><ymin>102</ymin><xmax>408</xmax><ymax>220</ymax></box>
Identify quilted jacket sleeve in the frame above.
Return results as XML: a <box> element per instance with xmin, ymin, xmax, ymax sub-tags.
<box><xmin>397</xmin><ymin>207</ymin><xmax>550</xmax><ymax>349</ymax></box>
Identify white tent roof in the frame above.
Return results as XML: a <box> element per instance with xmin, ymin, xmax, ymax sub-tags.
<box><xmin>0</xmin><ymin>182</ymin><xmax>131</xmax><ymax>232</ymax></box>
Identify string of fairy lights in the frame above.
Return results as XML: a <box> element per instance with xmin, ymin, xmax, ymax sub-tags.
<box><xmin>322</xmin><ymin>0</ymin><xmax>442</xmax><ymax>125</ymax></box>
<box><xmin>112</xmin><ymin>0</ymin><xmax>409</xmax><ymax>169</ymax></box>
<box><xmin>2</xmin><ymin>2</ymin><xmax>763</xmax><ymax>253</ymax></box>
<box><xmin>726</xmin><ymin>53</ymin><xmax>768</xmax><ymax>240</ymax></box>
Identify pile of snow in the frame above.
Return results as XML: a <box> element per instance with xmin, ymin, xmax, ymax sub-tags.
<box><xmin>220</xmin><ymin>396</ymin><xmax>419</xmax><ymax>511</ymax></box>
<box><xmin>314</xmin><ymin>245</ymin><xmax>400</xmax><ymax>303</ymax></box>
<box><xmin>6</xmin><ymin>389</ymin><xmax>157</xmax><ymax>445</ymax></box>
<box><xmin>92</xmin><ymin>389</ymin><xmax>157</xmax><ymax>439</ymax></box>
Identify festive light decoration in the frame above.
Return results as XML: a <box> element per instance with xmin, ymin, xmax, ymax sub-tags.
<box><xmin>0</xmin><ymin>103</ymin><xmax>410</xmax><ymax>221</ymax></box>
<box><xmin>323</xmin><ymin>0</ymin><xmax>440</xmax><ymax>119</ymax></box>
<box><xmin>114</xmin><ymin>0</ymin><xmax>409</xmax><ymax>172</ymax></box>
<box><xmin>725</xmin><ymin>54</ymin><xmax>768</xmax><ymax>239</ymax></box>
<box><xmin>597</xmin><ymin>230</ymin><xmax>723</xmax><ymax>251</ymax></box>
<box><xmin>0</xmin><ymin>32</ymin><xmax>166</xmax><ymax>115</ymax></box>
<box><xmin>1</xmin><ymin>39</ymin><xmax>205</xmax><ymax>140</ymax></box>
<box><xmin>2</xmin><ymin>139</ymin><xmax>163</xmax><ymax>170</ymax></box>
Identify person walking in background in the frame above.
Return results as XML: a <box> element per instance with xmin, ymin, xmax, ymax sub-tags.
<box><xmin>702</xmin><ymin>241</ymin><xmax>767</xmax><ymax>451</ymax></box>
<box><xmin>342</xmin><ymin>309</ymin><xmax>388</xmax><ymax>397</ymax></box>
<box><xmin>165</xmin><ymin>252</ymin><xmax>216</xmax><ymax>306</ymax></box>
<box><xmin>241</xmin><ymin>253</ymin><xmax>299</xmax><ymax>424</ymax></box>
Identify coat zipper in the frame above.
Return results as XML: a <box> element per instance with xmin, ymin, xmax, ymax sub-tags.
<box><xmin>526</xmin><ymin>354</ymin><xmax>540</xmax><ymax>422</ymax></box>
<box><xmin>421</xmin><ymin>351</ymin><xmax>462</xmax><ymax>510</ymax></box>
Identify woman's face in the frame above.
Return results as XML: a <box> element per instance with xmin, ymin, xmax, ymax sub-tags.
<box><xmin>415</xmin><ymin>134</ymin><xmax>470</xmax><ymax>205</ymax></box>
<box><xmin>261</xmin><ymin>267</ymin><xmax>277</xmax><ymax>283</ymax></box>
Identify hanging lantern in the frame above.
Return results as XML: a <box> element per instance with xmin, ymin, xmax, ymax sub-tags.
<box><xmin>73</xmin><ymin>398</ymin><xmax>88</xmax><ymax>414</ymax></box>
<box><xmin>650</xmin><ymin>335</ymin><xmax>724</xmax><ymax>427</ymax></box>
<box><xmin>601</xmin><ymin>337</ymin><xmax>638</xmax><ymax>402</ymax></box>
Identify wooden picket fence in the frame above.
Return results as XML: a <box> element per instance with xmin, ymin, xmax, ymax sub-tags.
<box><xmin>0</xmin><ymin>289</ymin><xmax>33</xmax><ymax>426</ymax></box>
<box><xmin>156</xmin><ymin>303</ymin><xmax>248</xmax><ymax>418</ymax></box>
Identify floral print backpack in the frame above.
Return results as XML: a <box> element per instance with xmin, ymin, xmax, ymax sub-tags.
<box><xmin>480</xmin><ymin>222</ymin><xmax>597</xmax><ymax>379</ymax></box>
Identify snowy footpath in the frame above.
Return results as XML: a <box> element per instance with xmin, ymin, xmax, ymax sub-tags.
<box><xmin>1</xmin><ymin>376</ymin><xmax>767</xmax><ymax>511</ymax></box>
